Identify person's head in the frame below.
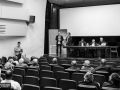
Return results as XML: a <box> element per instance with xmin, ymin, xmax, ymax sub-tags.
<box><xmin>109</xmin><ymin>73</ymin><xmax>120</xmax><ymax>86</ymax></box>
<box><xmin>84</xmin><ymin>71</ymin><xmax>94</xmax><ymax>82</ymax></box>
<box><xmin>100</xmin><ymin>59</ymin><xmax>106</xmax><ymax>66</ymax></box>
<box><xmin>84</xmin><ymin>60</ymin><xmax>90</xmax><ymax>67</ymax></box>
<box><xmin>68</xmin><ymin>32</ymin><xmax>71</xmax><ymax>36</ymax></box>
<box><xmin>8</xmin><ymin>58</ymin><xmax>14</xmax><ymax>64</ymax></box>
<box><xmin>58</xmin><ymin>32</ymin><xmax>61</xmax><ymax>35</ymax></box>
<box><xmin>19</xmin><ymin>58</ymin><xmax>24</xmax><ymax>64</ymax></box>
<box><xmin>81</xmin><ymin>38</ymin><xmax>84</xmax><ymax>42</ymax></box>
<box><xmin>5</xmin><ymin>70</ymin><xmax>13</xmax><ymax>80</ymax></box>
<box><xmin>100</xmin><ymin>37</ymin><xmax>103</xmax><ymax>42</ymax></box>
<box><xmin>13</xmin><ymin>56</ymin><xmax>18</xmax><ymax>61</ymax></box>
<box><xmin>32</xmin><ymin>58</ymin><xmax>38</xmax><ymax>65</ymax></box>
<box><xmin>52</xmin><ymin>58</ymin><xmax>57</xmax><ymax>64</ymax></box>
<box><xmin>71</xmin><ymin>60</ymin><xmax>77</xmax><ymax>66</ymax></box>
<box><xmin>92</xmin><ymin>39</ymin><xmax>95</xmax><ymax>43</ymax></box>
<box><xmin>17</xmin><ymin>41</ymin><xmax>21</xmax><ymax>47</ymax></box>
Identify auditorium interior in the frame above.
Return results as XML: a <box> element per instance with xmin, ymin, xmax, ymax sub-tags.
<box><xmin>1</xmin><ymin>0</ymin><xmax>120</xmax><ymax>90</ymax></box>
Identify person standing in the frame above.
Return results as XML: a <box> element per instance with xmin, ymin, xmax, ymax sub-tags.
<box><xmin>14</xmin><ymin>42</ymin><xmax>22</xmax><ymax>60</ymax></box>
<box><xmin>55</xmin><ymin>32</ymin><xmax>64</xmax><ymax>55</ymax></box>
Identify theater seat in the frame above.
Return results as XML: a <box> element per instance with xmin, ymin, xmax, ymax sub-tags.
<box><xmin>59</xmin><ymin>79</ymin><xmax>77</xmax><ymax>90</ymax></box>
<box><xmin>53</xmin><ymin>66</ymin><xmax>64</xmax><ymax>73</ymax></box>
<box><xmin>40</xmin><ymin>70</ymin><xmax>54</xmax><ymax>78</ymax></box>
<box><xmin>102</xmin><ymin>87</ymin><xmax>120</xmax><ymax>90</ymax></box>
<box><xmin>71</xmin><ymin>73</ymin><xmax>84</xmax><ymax>83</ymax></box>
<box><xmin>44</xmin><ymin>86</ymin><xmax>62</xmax><ymax>90</ymax></box>
<box><xmin>22</xmin><ymin>84</ymin><xmax>40</xmax><ymax>90</ymax></box>
<box><xmin>13</xmin><ymin>68</ymin><xmax>25</xmax><ymax>77</ymax></box>
<box><xmin>26</xmin><ymin>69</ymin><xmax>39</xmax><ymax>77</ymax></box>
<box><xmin>78</xmin><ymin>84</ymin><xmax>97</xmax><ymax>90</ymax></box>
<box><xmin>12</xmin><ymin>74</ymin><xmax>22</xmax><ymax>86</ymax></box>
<box><xmin>40</xmin><ymin>65</ymin><xmax>51</xmax><ymax>71</ymax></box>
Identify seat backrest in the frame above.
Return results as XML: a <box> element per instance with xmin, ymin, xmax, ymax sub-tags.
<box><xmin>53</xmin><ymin>66</ymin><xmax>64</xmax><ymax>73</ymax></box>
<box><xmin>40</xmin><ymin>77</ymin><xmax>57</xmax><ymax>88</ymax></box>
<box><xmin>78</xmin><ymin>84</ymin><xmax>97</xmax><ymax>90</ymax></box>
<box><xmin>59</xmin><ymin>79</ymin><xmax>77</xmax><ymax>90</ymax></box>
<box><xmin>61</xmin><ymin>64</ymin><xmax>71</xmax><ymax>69</ymax></box>
<box><xmin>13</xmin><ymin>68</ymin><xmax>25</xmax><ymax>77</ymax></box>
<box><xmin>40</xmin><ymin>70</ymin><xmax>54</xmax><ymax>78</ymax></box>
<box><xmin>44</xmin><ymin>86</ymin><xmax>62</xmax><ymax>90</ymax></box>
<box><xmin>22</xmin><ymin>84</ymin><xmax>40</xmax><ymax>90</ymax></box>
<box><xmin>39</xmin><ymin>62</ymin><xmax>49</xmax><ymax>66</ymax></box>
<box><xmin>58</xmin><ymin>60</ymin><xmax>68</xmax><ymax>65</ymax></box>
<box><xmin>12</xmin><ymin>74</ymin><xmax>22</xmax><ymax>86</ymax></box>
<box><xmin>40</xmin><ymin>65</ymin><xmax>51</xmax><ymax>71</ymax></box>
<box><xmin>102</xmin><ymin>87</ymin><xmax>120</xmax><ymax>90</ymax></box>
<box><xmin>1</xmin><ymin>73</ymin><xmax>5</xmax><ymax>80</ymax></box>
<box><xmin>93</xmin><ymin>74</ymin><xmax>106</xmax><ymax>86</ymax></box>
<box><xmin>54</xmin><ymin>71</ymin><xmax>70</xmax><ymax>80</ymax></box>
<box><xmin>26</xmin><ymin>69</ymin><xmax>39</xmax><ymax>77</ymax></box>
<box><xmin>23</xmin><ymin>76</ymin><xmax>39</xmax><ymax>86</ymax></box>
<box><xmin>106</xmin><ymin>62</ymin><xmax>117</xmax><ymax>68</ymax></box>
<box><xmin>71</xmin><ymin>73</ymin><xmax>84</xmax><ymax>83</ymax></box>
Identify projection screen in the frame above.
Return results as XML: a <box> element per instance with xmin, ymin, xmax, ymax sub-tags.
<box><xmin>60</xmin><ymin>4</ymin><xmax>120</xmax><ymax>36</ymax></box>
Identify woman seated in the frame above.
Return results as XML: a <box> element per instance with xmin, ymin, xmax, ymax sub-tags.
<box><xmin>102</xmin><ymin>73</ymin><xmax>120</xmax><ymax>88</ymax></box>
<box><xmin>78</xmin><ymin>71</ymin><xmax>100</xmax><ymax>90</ymax></box>
<box><xmin>17</xmin><ymin>58</ymin><xmax>28</xmax><ymax>68</ymax></box>
<box><xmin>81</xmin><ymin>60</ymin><xmax>94</xmax><ymax>71</ymax></box>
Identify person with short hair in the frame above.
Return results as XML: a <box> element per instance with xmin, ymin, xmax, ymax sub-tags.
<box><xmin>52</xmin><ymin>58</ymin><xmax>58</xmax><ymax>64</ymax></box>
<box><xmin>30</xmin><ymin>58</ymin><xmax>39</xmax><ymax>69</ymax></box>
<box><xmin>102</xmin><ymin>73</ymin><xmax>120</xmax><ymax>88</ymax></box>
<box><xmin>14</xmin><ymin>42</ymin><xmax>22</xmax><ymax>60</ymax></box>
<box><xmin>78</xmin><ymin>71</ymin><xmax>100</xmax><ymax>90</ymax></box>
<box><xmin>4</xmin><ymin>58</ymin><xmax>14</xmax><ymax>70</ymax></box>
<box><xmin>1</xmin><ymin>70</ymin><xmax>21</xmax><ymax>90</ymax></box>
<box><xmin>81</xmin><ymin>60</ymin><xmax>94</xmax><ymax>71</ymax></box>
<box><xmin>67</xmin><ymin>60</ymin><xmax>80</xmax><ymax>71</ymax></box>
<box><xmin>18</xmin><ymin>58</ymin><xmax>28</xmax><ymax>68</ymax></box>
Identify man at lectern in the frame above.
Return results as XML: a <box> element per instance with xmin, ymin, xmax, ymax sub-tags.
<box><xmin>14</xmin><ymin>42</ymin><xmax>22</xmax><ymax>60</ymax></box>
<box><xmin>55</xmin><ymin>32</ymin><xmax>64</xmax><ymax>55</ymax></box>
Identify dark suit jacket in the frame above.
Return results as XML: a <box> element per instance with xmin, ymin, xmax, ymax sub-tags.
<box><xmin>78</xmin><ymin>41</ymin><xmax>86</xmax><ymax>46</ymax></box>
<box><xmin>66</xmin><ymin>36</ymin><xmax>72</xmax><ymax>46</ymax></box>
<box><xmin>55</xmin><ymin>35</ymin><xmax>64</xmax><ymax>45</ymax></box>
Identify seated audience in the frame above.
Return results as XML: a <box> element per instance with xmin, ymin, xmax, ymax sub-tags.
<box><xmin>92</xmin><ymin>59</ymin><xmax>120</xmax><ymax>74</ymax></box>
<box><xmin>21</xmin><ymin>53</ymin><xmax>30</xmax><ymax>64</ymax></box>
<box><xmin>67</xmin><ymin>60</ymin><xmax>80</xmax><ymax>71</ymax></box>
<box><xmin>102</xmin><ymin>73</ymin><xmax>120</xmax><ymax>88</ymax></box>
<box><xmin>81</xmin><ymin>60</ymin><xmax>94</xmax><ymax>71</ymax></box>
<box><xmin>18</xmin><ymin>58</ymin><xmax>28</xmax><ymax>68</ymax></box>
<box><xmin>13</xmin><ymin>56</ymin><xmax>18</xmax><ymax>61</ymax></box>
<box><xmin>52</xmin><ymin>57</ymin><xmax>58</xmax><ymax>64</ymax></box>
<box><xmin>1</xmin><ymin>70</ymin><xmax>21</xmax><ymax>90</ymax></box>
<box><xmin>30</xmin><ymin>58</ymin><xmax>39</xmax><ymax>69</ymax></box>
<box><xmin>4</xmin><ymin>58</ymin><xmax>14</xmax><ymax>70</ymax></box>
<box><xmin>78</xmin><ymin>71</ymin><xmax>100</xmax><ymax>90</ymax></box>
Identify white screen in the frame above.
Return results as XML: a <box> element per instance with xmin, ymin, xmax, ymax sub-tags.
<box><xmin>60</xmin><ymin>4</ymin><xmax>120</xmax><ymax>36</ymax></box>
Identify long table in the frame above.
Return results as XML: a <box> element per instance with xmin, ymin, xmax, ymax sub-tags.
<box><xmin>63</xmin><ymin>46</ymin><xmax>118</xmax><ymax>58</ymax></box>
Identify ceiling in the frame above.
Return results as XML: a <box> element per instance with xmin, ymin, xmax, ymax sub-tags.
<box><xmin>48</xmin><ymin>0</ymin><xmax>120</xmax><ymax>8</ymax></box>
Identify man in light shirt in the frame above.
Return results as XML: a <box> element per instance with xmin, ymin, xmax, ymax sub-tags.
<box><xmin>1</xmin><ymin>70</ymin><xmax>21</xmax><ymax>90</ymax></box>
<box><xmin>14</xmin><ymin>42</ymin><xmax>22</xmax><ymax>60</ymax></box>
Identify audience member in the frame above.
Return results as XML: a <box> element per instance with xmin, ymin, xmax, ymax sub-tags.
<box><xmin>18</xmin><ymin>58</ymin><xmax>28</xmax><ymax>68</ymax></box>
<box><xmin>102</xmin><ymin>73</ymin><xmax>120</xmax><ymax>88</ymax></box>
<box><xmin>67</xmin><ymin>60</ymin><xmax>80</xmax><ymax>71</ymax></box>
<box><xmin>78</xmin><ymin>71</ymin><xmax>100</xmax><ymax>90</ymax></box>
<box><xmin>92</xmin><ymin>59</ymin><xmax>120</xmax><ymax>74</ymax></box>
<box><xmin>52</xmin><ymin>58</ymin><xmax>58</xmax><ymax>64</ymax></box>
<box><xmin>4</xmin><ymin>58</ymin><xmax>14</xmax><ymax>70</ymax></box>
<box><xmin>30</xmin><ymin>58</ymin><xmax>39</xmax><ymax>69</ymax></box>
<box><xmin>1</xmin><ymin>70</ymin><xmax>21</xmax><ymax>90</ymax></box>
<box><xmin>0</xmin><ymin>69</ymin><xmax>3</xmax><ymax>82</ymax></box>
<box><xmin>21</xmin><ymin>53</ymin><xmax>30</xmax><ymax>64</ymax></box>
<box><xmin>81</xmin><ymin>60</ymin><xmax>94</xmax><ymax>71</ymax></box>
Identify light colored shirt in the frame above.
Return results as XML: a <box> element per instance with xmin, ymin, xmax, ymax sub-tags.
<box><xmin>1</xmin><ymin>79</ymin><xmax>21</xmax><ymax>90</ymax></box>
<box><xmin>4</xmin><ymin>62</ymin><xmax>14</xmax><ymax>70</ymax></box>
<box><xmin>14</xmin><ymin>46</ymin><xmax>21</xmax><ymax>55</ymax></box>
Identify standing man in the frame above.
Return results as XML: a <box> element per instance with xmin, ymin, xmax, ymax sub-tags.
<box><xmin>66</xmin><ymin>32</ymin><xmax>72</xmax><ymax>46</ymax></box>
<box><xmin>14</xmin><ymin>42</ymin><xmax>22</xmax><ymax>60</ymax></box>
<box><xmin>55</xmin><ymin>32</ymin><xmax>64</xmax><ymax>56</ymax></box>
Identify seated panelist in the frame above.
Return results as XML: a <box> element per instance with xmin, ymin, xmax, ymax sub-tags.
<box><xmin>99</xmin><ymin>37</ymin><xmax>106</xmax><ymax>46</ymax></box>
<box><xmin>78</xmin><ymin>38</ymin><xmax>86</xmax><ymax>46</ymax></box>
<box><xmin>78</xmin><ymin>38</ymin><xmax>86</xmax><ymax>57</ymax></box>
<box><xmin>90</xmin><ymin>39</ymin><xmax>97</xmax><ymax>46</ymax></box>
